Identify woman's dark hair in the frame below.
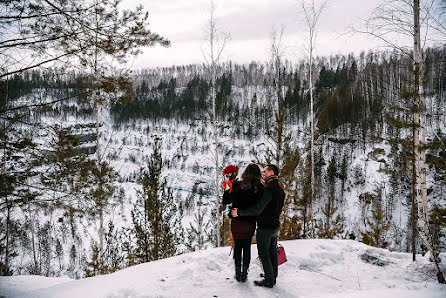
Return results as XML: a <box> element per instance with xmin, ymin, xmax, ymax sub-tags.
<box><xmin>240</xmin><ymin>163</ymin><xmax>261</xmax><ymax>193</ymax></box>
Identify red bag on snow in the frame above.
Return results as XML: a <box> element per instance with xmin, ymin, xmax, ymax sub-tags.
<box><xmin>257</xmin><ymin>243</ymin><xmax>287</xmax><ymax>271</ymax></box>
<box><xmin>277</xmin><ymin>244</ymin><xmax>287</xmax><ymax>266</ymax></box>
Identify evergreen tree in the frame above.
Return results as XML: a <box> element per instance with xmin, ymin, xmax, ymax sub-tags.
<box><xmin>186</xmin><ymin>193</ymin><xmax>212</xmax><ymax>251</ymax></box>
<box><xmin>131</xmin><ymin>138</ymin><xmax>181</xmax><ymax>263</ymax></box>
<box><xmin>86</xmin><ymin>160</ymin><xmax>119</xmax><ymax>266</ymax></box>
<box><xmin>317</xmin><ymin>196</ymin><xmax>344</xmax><ymax>239</ymax></box>
<box><xmin>84</xmin><ymin>240</ymin><xmax>102</xmax><ymax>277</ymax></box>
<box><xmin>1</xmin><ymin>0</ymin><xmax>170</xmax><ymax>276</ymax></box>
<box><xmin>361</xmin><ymin>200</ymin><xmax>391</xmax><ymax>248</ymax></box>
<box><xmin>102</xmin><ymin>221</ymin><xmax>124</xmax><ymax>274</ymax></box>
<box><xmin>317</xmin><ymin>155</ymin><xmax>344</xmax><ymax>239</ymax></box>
<box><xmin>430</xmin><ymin>205</ymin><xmax>446</xmax><ymax>254</ymax></box>
<box><xmin>121</xmin><ymin>228</ymin><xmax>137</xmax><ymax>268</ymax></box>
<box><xmin>339</xmin><ymin>153</ymin><xmax>348</xmax><ymax>208</ymax></box>
<box><xmin>298</xmin><ymin>150</ymin><xmax>315</xmax><ymax>238</ymax></box>
<box><xmin>326</xmin><ymin>155</ymin><xmax>337</xmax><ymax>202</ymax></box>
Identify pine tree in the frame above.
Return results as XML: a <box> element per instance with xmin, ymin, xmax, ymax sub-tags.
<box><xmin>1</xmin><ymin>0</ymin><xmax>170</xmax><ymax>276</ymax></box>
<box><xmin>361</xmin><ymin>201</ymin><xmax>391</xmax><ymax>248</ymax></box>
<box><xmin>430</xmin><ymin>205</ymin><xmax>446</xmax><ymax>257</ymax></box>
<box><xmin>121</xmin><ymin>228</ymin><xmax>137</xmax><ymax>268</ymax></box>
<box><xmin>41</xmin><ymin>127</ymin><xmax>92</xmax><ymax>213</ymax></box>
<box><xmin>318</xmin><ymin>196</ymin><xmax>344</xmax><ymax>239</ymax></box>
<box><xmin>278</xmin><ymin>143</ymin><xmax>301</xmax><ymax>240</ymax></box>
<box><xmin>102</xmin><ymin>221</ymin><xmax>124</xmax><ymax>274</ymax></box>
<box><xmin>55</xmin><ymin>239</ymin><xmax>63</xmax><ymax>272</ymax></box>
<box><xmin>84</xmin><ymin>240</ymin><xmax>102</xmax><ymax>277</ymax></box>
<box><xmin>327</xmin><ymin>155</ymin><xmax>337</xmax><ymax>201</ymax></box>
<box><xmin>186</xmin><ymin>193</ymin><xmax>212</xmax><ymax>252</ymax></box>
<box><xmin>131</xmin><ymin>138</ymin><xmax>181</xmax><ymax>263</ymax></box>
<box><xmin>298</xmin><ymin>149</ymin><xmax>318</xmax><ymax>238</ymax></box>
<box><xmin>253</xmin><ymin>26</ymin><xmax>301</xmax><ymax>241</ymax></box>
<box><xmin>86</xmin><ymin>160</ymin><xmax>119</xmax><ymax>267</ymax></box>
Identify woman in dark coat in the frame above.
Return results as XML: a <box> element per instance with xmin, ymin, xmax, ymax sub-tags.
<box><xmin>223</xmin><ymin>163</ymin><xmax>263</xmax><ymax>282</ymax></box>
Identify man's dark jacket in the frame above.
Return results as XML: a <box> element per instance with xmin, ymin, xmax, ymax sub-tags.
<box><xmin>238</xmin><ymin>178</ymin><xmax>285</xmax><ymax>229</ymax></box>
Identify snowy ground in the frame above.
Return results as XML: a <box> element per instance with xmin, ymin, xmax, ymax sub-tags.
<box><xmin>1</xmin><ymin>239</ymin><xmax>445</xmax><ymax>298</ymax></box>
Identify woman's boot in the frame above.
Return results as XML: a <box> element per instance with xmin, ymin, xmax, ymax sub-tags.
<box><xmin>241</xmin><ymin>266</ymin><xmax>248</xmax><ymax>282</ymax></box>
<box><xmin>235</xmin><ymin>265</ymin><xmax>242</xmax><ymax>282</ymax></box>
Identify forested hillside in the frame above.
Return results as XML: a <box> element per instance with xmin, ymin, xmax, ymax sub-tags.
<box><xmin>1</xmin><ymin>46</ymin><xmax>445</xmax><ymax>278</ymax></box>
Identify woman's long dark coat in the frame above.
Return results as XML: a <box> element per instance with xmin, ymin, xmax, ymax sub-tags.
<box><xmin>223</xmin><ymin>181</ymin><xmax>263</xmax><ymax>240</ymax></box>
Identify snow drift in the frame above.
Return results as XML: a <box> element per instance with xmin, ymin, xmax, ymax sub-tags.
<box><xmin>0</xmin><ymin>239</ymin><xmax>444</xmax><ymax>298</ymax></box>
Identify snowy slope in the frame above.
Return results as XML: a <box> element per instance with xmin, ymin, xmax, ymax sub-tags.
<box><xmin>1</xmin><ymin>239</ymin><xmax>444</xmax><ymax>298</ymax></box>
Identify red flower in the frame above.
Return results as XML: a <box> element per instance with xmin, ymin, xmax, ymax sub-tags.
<box><xmin>222</xmin><ymin>165</ymin><xmax>239</xmax><ymax>193</ymax></box>
<box><xmin>222</xmin><ymin>165</ymin><xmax>239</xmax><ymax>176</ymax></box>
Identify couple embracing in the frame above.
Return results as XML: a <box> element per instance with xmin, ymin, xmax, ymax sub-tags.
<box><xmin>222</xmin><ymin>164</ymin><xmax>285</xmax><ymax>288</ymax></box>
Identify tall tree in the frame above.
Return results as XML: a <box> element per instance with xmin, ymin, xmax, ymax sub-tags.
<box><xmin>268</xmin><ymin>26</ymin><xmax>301</xmax><ymax>240</ymax></box>
<box><xmin>131</xmin><ymin>138</ymin><xmax>181</xmax><ymax>263</ymax></box>
<box><xmin>1</xmin><ymin>0</ymin><xmax>170</xmax><ymax>272</ymax></box>
<box><xmin>201</xmin><ymin>0</ymin><xmax>230</xmax><ymax>247</ymax></box>
<box><xmin>300</xmin><ymin>0</ymin><xmax>327</xmax><ymax>237</ymax></box>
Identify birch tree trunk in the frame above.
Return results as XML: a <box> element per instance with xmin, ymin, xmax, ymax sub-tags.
<box><xmin>301</xmin><ymin>0</ymin><xmax>326</xmax><ymax>237</ymax></box>
<box><xmin>203</xmin><ymin>1</ymin><xmax>229</xmax><ymax>247</ymax></box>
<box><xmin>210</xmin><ymin>5</ymin><xmax>220</xmax><ymax>248</ymax></box>
<box><xmin>29</xmin><ymin>206</ymin><xmax>38</xmax><ymax>274</ymax></box>
<box><xmin>413</xmin><ymin>0</ymin><xmax>445</xmax><ymax>283</ymax></box>
<box><xmin>354</xmin><ymin>0</ymin><xmax>445</xmax><ymax>282</ymax></box>
<box><xmin>270</xmin><ymin>26</ymin><xmax>285</xmax><ymax>169</ymax></box>
<box><xmin>93</xmin><ymin>0</ymin><xmax>105</xmax><ymax>262</ymax></box>
<box><xmin>2</xmin><ymin>108</ymin><xmax>10</xmax><ymax>275</ymax></box>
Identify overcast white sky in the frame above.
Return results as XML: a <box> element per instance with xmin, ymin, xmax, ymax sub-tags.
<box><xmin>125</xmin><ymin>0</ymin><xmax>388</xmax><ymax>68</ymax></box>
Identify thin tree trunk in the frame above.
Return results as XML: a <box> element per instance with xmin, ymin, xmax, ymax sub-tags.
<box><xmin>29</xmin><ymin>206</ymin><xmax>38</xmax><ymax>274</ymax></box>
<box><xmin>211</xmin><ymin>28</ymin><xmax>221</xmax><ymax>248</ymax></box>
<box><xmin>301</xmin><ymin>0</ymin><xmax>326</xmax><ymax>238</ymax></box>
<box><xmin>309</xmin><ymin>51</ymin><xmax>315</xmax><ymax>238</ymax></box>
<box><xmin>413</xmin><ymin>0</ymin><xmax>429</xmax><ymax>257</ymax></box>
<box><xmin>4</xmin><ymin>201</ymin><xmax>10</xmax><ymax>275</ymax></box>
<box><xmin>413</xmin><ymin>0</ymin><xmax>445</xmax><ymax>283</ymax></box>
<box><xmin>204</xmin><ymin>1</ymin><xmax>229</xmax><ymax>247</ymax></box>
<box><xmin>412</xmin><ymin>125</ymin><xmax>416</xmax><ymax>261</ymax></box>
<box><xmin>93</xmin><ymin>0</ymin><xmax>104</xmax><ymax>259</ymax></box>
<box><xmin>2</xmin><ymin>77</ymin><xmax>10</xmax><ymax>275</ymax></box>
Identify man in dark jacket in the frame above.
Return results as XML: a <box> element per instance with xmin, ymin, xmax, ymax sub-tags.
<box><xmin>231</xmin><ymin>164</ymin><xmax>285</xmax><ymax>288</ymax></box>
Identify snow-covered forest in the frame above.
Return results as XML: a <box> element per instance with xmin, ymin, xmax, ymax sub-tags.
<box><xmin>2</xmin><ymin>48</ymin><xmax>446</xmax><ymax>278</ymax></box>
<box><xmin>1</xmin><ymin>0</ymin><xmax>445</xmax><ymax>296</ymax></box>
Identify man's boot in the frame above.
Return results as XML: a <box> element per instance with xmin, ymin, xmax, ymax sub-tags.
<box><xmin>235</xmin><ymin>265</ymin><xmax>242</xmax><ymax>282</ymax></box>
<box><xmin>254</xmin><ymin>279</ymin><xmax>274</xmax><ymax>288</ymax></box>
<box><xmin>241</xmin><ymin>266</ymin><xmax>248</xmax><ymax>282</ymax></box>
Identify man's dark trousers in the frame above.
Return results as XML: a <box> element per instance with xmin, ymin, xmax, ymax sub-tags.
<box><xmin>256</xmin><ymin>227</ymin><xmax>279</xmax><ymax>284</ymax></box>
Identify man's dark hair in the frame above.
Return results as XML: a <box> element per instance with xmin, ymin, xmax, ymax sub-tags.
<box><xmin>267</xmin><ymin>164</ymin><xmax>279</xmax><ymax>176</ymax></box>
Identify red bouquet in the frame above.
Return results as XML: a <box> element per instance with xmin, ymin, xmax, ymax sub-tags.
<box><xmin>222</xmin><ymin>165</ymin><xmax>239</xmax><ymax>193</ymax></box>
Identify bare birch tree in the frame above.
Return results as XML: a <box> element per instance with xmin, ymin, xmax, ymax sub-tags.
<box><xmin>267</xmin><ymin>26</ymin><xmax>302</xmax><ymax>240</ymax></box>
<box><xmin>300</xmin><ymin>0</ymin><xmax>327</xmax><ymax>238</ymax></box>
<box><xmin>269</xmin><ymin>25</ymin><xmax>286</xmax><ymax>168</ymax></box>
<box><xmin>201</xmin><ymin>0</ymin><xmax>230</xmax><ymax>247</ymax></box>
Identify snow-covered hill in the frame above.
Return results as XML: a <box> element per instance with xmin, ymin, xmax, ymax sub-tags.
<box><xmin>1</xmin><ymin>240</ymin><xmax>444</xmax><ymax>298</ymax></box>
